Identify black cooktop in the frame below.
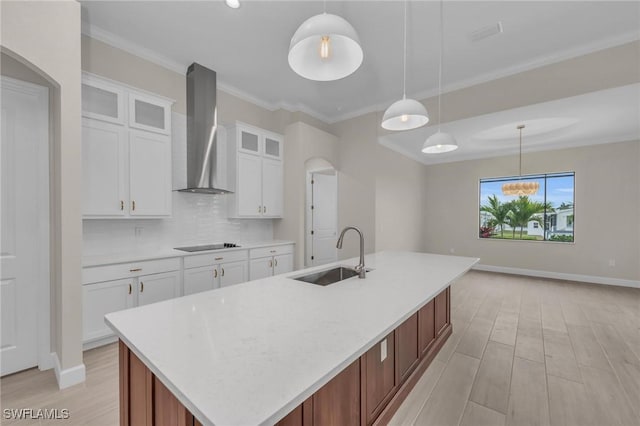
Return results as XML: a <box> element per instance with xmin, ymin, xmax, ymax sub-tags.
<box><xmin>174</xmin><ymin>243</ymin><xmax>240</xmax><ymax>252</ymax></box>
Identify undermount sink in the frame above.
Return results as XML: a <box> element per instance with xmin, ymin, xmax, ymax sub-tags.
<box><xmin>292</xmin><ymin>266</ymin><xmax>373</xmax><ymax>286</ymax></box>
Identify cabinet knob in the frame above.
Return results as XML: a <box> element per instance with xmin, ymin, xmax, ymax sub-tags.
<box><xmin>214</xmin><ymin>269</ymin><xmax>218</xmax><ymax>278</ymax></box>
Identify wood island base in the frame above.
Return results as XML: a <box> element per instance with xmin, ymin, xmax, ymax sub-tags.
<box><xmin>119</xmin><ymin>286</ymin><xmax>451</xmax><ymax>426</ymax></box>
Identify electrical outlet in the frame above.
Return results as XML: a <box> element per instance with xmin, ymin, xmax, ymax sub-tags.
<box><xmin>134</xmin><ymin>227</ymin><xmax>144</xmax><ymax>238</ymax></box>
<box><xmin>608</xmin><ymin>259</ymin><xmax>616</xmax><ymax>267</ymax></box>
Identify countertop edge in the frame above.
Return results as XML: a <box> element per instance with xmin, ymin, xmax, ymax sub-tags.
<box><xmin>83</xmin><ymin>240</ymin><xmax>295</xmax><ymax>267</ymax></box>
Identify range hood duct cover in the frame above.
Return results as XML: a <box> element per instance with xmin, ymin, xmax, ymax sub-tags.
<box><xmin>179</xmin><ymin>62</ymin><xmax>232</xmax><ymax>194</ymax></box>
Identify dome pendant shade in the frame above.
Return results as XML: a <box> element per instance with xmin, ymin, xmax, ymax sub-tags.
<box><xmin>288</xmin><ymin>13</ymin><xmax>363</xmax><ymax>81</ymax></box>
<box><xmin>381</xmin><ymin>98</ymin><xmax>429</xmax><ymax>131</ymax></box>
<box><xmin>422</xmin><ymin>131</ymin><xmax>458</xmax><ymax>153</ymax></box>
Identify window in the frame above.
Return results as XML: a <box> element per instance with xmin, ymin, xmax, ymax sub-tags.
<box><xmin>479</xmin><ymin>172</ymin><xmax>575</xmax><ymax>242</ymax></box>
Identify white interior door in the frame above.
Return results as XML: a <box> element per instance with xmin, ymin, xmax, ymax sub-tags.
<box><xmin>306</xmin><ymin>172</ymin><xmax>338</xmax><ymax>267</ymax></box>
<box><xmin>1</xmin><ymin>78</ymin><xmax>49</xmax><ymax>376</ymax></box>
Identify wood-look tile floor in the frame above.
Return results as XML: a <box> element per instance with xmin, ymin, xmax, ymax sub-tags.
<box><xmin>391</xmin><ymin>271</ymin><xmax>640</xmax><ymax>426</ymax></box>
<box><xmin>1</xmin><ymin>271</ymin><xmax>639</xmax><ymax>426</ymax></box>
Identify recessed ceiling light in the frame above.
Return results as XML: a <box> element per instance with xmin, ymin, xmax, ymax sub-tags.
<box><xmin>225</xmin><ymin>0</ymin><xmax>240</xmax><ymax>9</ymax></box>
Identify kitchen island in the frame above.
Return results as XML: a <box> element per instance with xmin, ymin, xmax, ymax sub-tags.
<box><xmin>106</xmin><ymin>251</ymin><xmax>478</xmax><ymax>426</ymax></box>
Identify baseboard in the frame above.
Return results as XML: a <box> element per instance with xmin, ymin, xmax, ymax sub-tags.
<box><xmin>472</xmin><ymin>264</ymin><xmax>640</xmax><ymax>289</ymax></box>
<box><xmin>37</xmin><ymin>351</ymin><xmax>56</xmax><ymax>372</ymax></box>
<box><xmin>52</xmin><ymin>352</ymin><xmax>86</xmax><ymax>390</ymax></box>
<box><xmin>83</xmin><ymin>335</ymin><xmax>118</xmax><ymax>351</ymax></box>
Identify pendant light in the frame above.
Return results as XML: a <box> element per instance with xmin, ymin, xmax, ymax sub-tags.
<box><xmin>381</xmin><ymin>0</ymin><xmax>429</xmax><ymax>131</ymax></box>
<box><xmin>288</xmin><ymin>1</ymin><xmax>363</xmax><ymax>81</ymax></box>
<box><xmin>422</xmin><ymin>0</ymin><xmax>458</xmax><ymax>154</ymax></box>
<box><xmin>501</xmin><ymin>125</ymin><xmax>540</xmax><ymax>196</ymax></box>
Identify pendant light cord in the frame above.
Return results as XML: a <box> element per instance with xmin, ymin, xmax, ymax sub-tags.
<box><xmin>402</xmin><ymin>0</ymin><xmax>407</xmax><ymax>98</ymax></box>
<box><xmin>323</xmin><ymin>0</ymin><xmax>326</xmax><ymax>13</ymax></box>
<box><xmin>518</xmin><ymin>124</ymin><xmax>525</xmax><ymax>177</ymax></box>
<box><xmin>437</xmin><ymin>0</ymin><xmax>444</xmax><ymax>131</ymax></box>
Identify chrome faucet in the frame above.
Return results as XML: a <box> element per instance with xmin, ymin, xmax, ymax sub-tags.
<box><xmin>336</xmin><ymin>226</ymin><xmax>366</xmax><ymax>278</ymax></box>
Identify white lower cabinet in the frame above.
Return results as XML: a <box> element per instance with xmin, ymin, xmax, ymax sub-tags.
<box><xmin>249</xmin><ymin>244</ymin><xmax>295</xmax><ymax>280</ymax></box>
<box><xmin>82</xmin><ymin>258</ymin><xmax>181</xmax><ymax>349</ymax></box>
<box><xmin>82</xmin><ymin>278</ymin><xmax>134</xmax><ymax>343</ymax></box>
<box><xmin>183</xmin><ymin>251</ymin><xmax>249</xmax><ymax>296</ymax></box>
<box><xmin>137</xmin><ymin>271</ymin><xmax>181</xmax><ymax>306</ymax></box>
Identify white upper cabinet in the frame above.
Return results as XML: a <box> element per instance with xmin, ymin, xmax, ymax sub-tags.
<box><xmin>227</xmin><ymin>122</ymin><xmax>284</xmax><ymax>218</ymax></box>
<box><xmin>81</xmin><ymin>73</ymin><xmax>174</xmax><ymax>219</ymax></box>
<box><xmin>129</xmin><ymin>130</ymin><xmax>172</xmax><ymax>216</ymax></box>
<box><xmin>237</xmin><ymin>153</ymin><xmax>263</xmax><ymax>216</ymax></box>
<box><xmin>128</xmin><ymin>91</ymin><xmax>172</xmax><ymax>135</ymax></box>
<box><xmin>82</xmin><ymin>119</ymin><xmax>127</xmax><ymax>217</ymax></box>
<box><xmin>82</xmin><ymin>75</ymin><xmax>125</xmax><ymax>124</ymax></box>
<box><xmin>263</xmin><ymin>134</ymin><xmax>283</xmax><ymax>160</ymax></box>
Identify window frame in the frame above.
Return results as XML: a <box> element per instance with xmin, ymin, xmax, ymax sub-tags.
<box><xmin>477</xmin><ymin>171</ymin><xmax>575</xmax><ymax>244</ymax></box>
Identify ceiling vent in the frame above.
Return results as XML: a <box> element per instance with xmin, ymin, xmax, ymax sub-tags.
<box><xmin>469</xmin><ymin>22</ymin><xmax>503</xmax><ymax>42</ymax></box>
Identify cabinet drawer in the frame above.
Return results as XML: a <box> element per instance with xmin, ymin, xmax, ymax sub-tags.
<box><xmin>83</xmin><ymin>257</ymin><xmax>181</xmax><ymax>284</ymax></box>
<box><xmin>184</xmin><ymin>249</ymin><xmax>248</xmax><ymax>269</ymax></box>
<box><xmin>250</xmin><ymin>244</ymin><xmax>293</xmax><ymax>259</ymax></box>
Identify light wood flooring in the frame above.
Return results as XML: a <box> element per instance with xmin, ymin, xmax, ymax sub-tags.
<box><xmin>1</xmin><ymin>271</ymin><xmax>639</xmax><ymax>426</ymax></box>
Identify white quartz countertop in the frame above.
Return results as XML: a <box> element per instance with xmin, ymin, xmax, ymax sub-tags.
<box><xmin>82</xmin><ymin>240</ymin><xmax>294</xmax><ymax>267</ymax></box>
<box><xmin>105</xmin><ymin>251</ymin><xmax>479</xmax><ymax>426</ymax></box>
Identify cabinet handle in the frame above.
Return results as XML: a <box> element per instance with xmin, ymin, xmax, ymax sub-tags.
<box><xmin>221</xmin><ymin>268</ymin><xmax>225</xmax><ymax>277</ymax></box>
<box><xmin>128</xmin><ymin>284</ymin><xmax>132</xmax><ymax>295</ymax></box>
<box><xmin>258</xmin><ymin>206</ymin><xmax>262</xmax><ymax>213</ymax></box>
<box><xmin>140</xmin><ymin>282</ymin><xmax>144</xmax><ymax>293</ymax></box>
<box><xmin>132</xmin><ymin>200</ymin><xmax>136</xmax><ymax>211</ymax></box>
<box><xmin>270</xmin><ymin>250</ymin><xmax>276</xmax><ymax>253</ymax></box>
<box><xmin>120</xmin><ymin>200</ymin><xmax>124</xmax><ymax>211</ymax></box>
<box><xmin>269</xmin><ymin>260</ymin><xmax>273</xmax><ymax>268</ymax></box>
<box><xmin>215</xmin><ymin>257</ymin><xmax>223</xmax><ymax>261</ymax></box>
<box><xmin>263</xmin><ymin>205</ymin><xmax>267</xmax><ymax>214</ymax></box>
<box><xmin>129</xmin><ymin>268</ymin><xmax>142</xmax><ymax>272</ymax></box>
<box><xmin>214</xmin><ymin>269</ymin><xmax>218</xmax><ymax>278</ymax></box>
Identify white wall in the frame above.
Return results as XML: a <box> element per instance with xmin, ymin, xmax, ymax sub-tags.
<box><xmin>1</xmin><ymin>0</ymin><xmax>84</xmax><ymax>383</ymax></box>
<box><xmin>423</xmin><ymin>141</ymin><xmax>640</xmax><ymax>283</ymax></box>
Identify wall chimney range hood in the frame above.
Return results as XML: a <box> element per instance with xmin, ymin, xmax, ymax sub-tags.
<box><xmin>179</xmin><ymin>63</ymin><xmax>232</xmax><ymax>194</ymax></box>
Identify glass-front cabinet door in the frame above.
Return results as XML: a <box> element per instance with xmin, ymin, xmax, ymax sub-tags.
<box><xmin>263</xmin><ymin>133</ymin><xmax>283</xmax><ymax>160</ymax></box>
<box><xmin>82</xmin><ymin>76</ymin><xmax>125</xmax><ymax>124</ymax></box>
<box><xmin>128</xmin><ymin>91</ymin><xmax>172</xmax><ymax>135</ymax></box>
<box><xmin>237</xmin><ymin>125</ymin><xmax>261</xmax><ymax>156</ymax></box>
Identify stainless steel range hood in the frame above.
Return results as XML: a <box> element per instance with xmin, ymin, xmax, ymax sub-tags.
<box><xmin>178</xmin><ymin>63</ymin><xmax>232</xmax><ymax>194</ymax></box>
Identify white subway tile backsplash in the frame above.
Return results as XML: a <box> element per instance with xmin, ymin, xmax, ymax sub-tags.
<box><xmin>83</xmin><ymin>112</ymin><xmax>272</xmax><ymax>256</ymax></box>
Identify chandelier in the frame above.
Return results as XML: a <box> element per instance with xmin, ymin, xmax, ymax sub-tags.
<box><xmin>502</xmin><ymin>124</ymin><xmax>539</xmax><ymax>196</ymax></box>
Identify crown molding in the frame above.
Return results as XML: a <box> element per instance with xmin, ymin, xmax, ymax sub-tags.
<box><xmin>379</xmin><ymin>132</ymin><xmax>640</xmax><ymax>167</ymax></box>
<box><xmin>81</xmin><ymin>22</ymin><xmax>333</xmax><ymax>124</ymax></box>
<box><xmin>334</xmin><ymin>30</ymin><xmax>640</xmax><ymax>125</ymax></box>
<box><xmin>81</xmin><ymin>21</ymin><xmax>638</xmax><ymax>126</ymax></box>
